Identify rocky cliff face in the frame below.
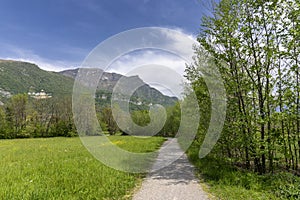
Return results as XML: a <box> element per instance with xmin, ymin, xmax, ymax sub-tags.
<box><xmin>59</xmin><ymin>68</ymin><xmax>178</xmax><ymax>107</ymax></box>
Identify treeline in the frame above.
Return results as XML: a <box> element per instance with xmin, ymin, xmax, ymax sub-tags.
<box><xmin>0</xmin><ymin>94</ymin><xmax>180</xmax><ymax>139</ymax></box>
<box><xmin>0</xmin><ymin>94</ymin><xmax>75</xmax><ymax>138</ymax></box>
<box><xmin>186</xmin><ymin>0</ymin><xmax>300</xmax><ymax>174</ymax></box>
<box><xmin>97</xmin><ymin>102</ymin><xmax>181</xmax><ymax>137</ymax></box>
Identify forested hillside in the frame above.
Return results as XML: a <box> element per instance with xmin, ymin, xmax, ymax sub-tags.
<box><xmin>0</xmin><ymin>60</ymin><xmax>74</xmax><ymax>101</ymax></box>
<box><xmin>0</xmin><ymin>60</ymin><xmax>180</xmax><ymax>139</ymax></box>
<box><xmin>59</xmin><ymin>68</ymin><xmax>178</xmax><ymax>107</ymax></box>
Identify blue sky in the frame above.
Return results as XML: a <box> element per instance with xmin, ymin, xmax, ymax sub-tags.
<box><xmin>0</xmin><ymin>0</ymin><xmax>210</xmax><ymax>71</ymax></box>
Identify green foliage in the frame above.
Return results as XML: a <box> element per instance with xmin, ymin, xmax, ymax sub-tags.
<box><xmin>5</xmin><ymin>94</ymin><xmax>28</xmax><ymax>137</ymax></box>
<box><xmin>185</xmin><ymin>0</ymin><xmax>300</xmax><ymax>198</ymax></box>
<box><xmin>0</xmin><ymin>106</ymin><xmax>8</xmax><ymax>138</ymax></box>
<box><xmin>131</xmin><ymin>110</ymin><xmax>151</xmax><ymax>127</ymax></box>
<box><xmin>186</xmin><ymin>141</ymin><xmax>300</xmax><ymax>200</ymax></box>
<box><xmin>96</xmin><ymin>102</ymin><xmax>181</xmax><ymax>137</ymax></box>
<box><xmin>156</xmin><ymin>102</ymin><xmax>181</xmax><ymax>137</ymax></box>
<box><xmin>99</xmin><ymin>106</ymin><xmax>119</xmax><ymax>135</ymax></box>
<box><xmin>0</xmin><ymin>136</ymin><xmax>165</xmax><ymax>199</ymax></box>
<box><xmin>0</xmin><ymin>95</ymin><xmax>75</xmax><ymax>139</ymax></box>
<box><xmin>187</xmin><ymin>0</ymin><xmax>300</xmax><ymax>174</ymax></box>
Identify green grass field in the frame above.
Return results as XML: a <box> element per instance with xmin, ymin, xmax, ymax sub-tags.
<box><xmin>0</xmin><ymin>136</ymin><xmax>165</xmax><ymax>200</ymax></box>
<box><xmin>186</xmin><ymin>141</ymin><xmax>300</xmax><ymax>200</ymax></box>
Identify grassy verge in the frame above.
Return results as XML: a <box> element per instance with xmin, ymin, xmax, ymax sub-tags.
<box><xmin>0</xmin><ymin>136</ymin><xmax>165</xmax><ymax>200</ymax></box>
<box><xmin>186</xmin><ymin>141</ymin><xmax>300</xmax><ymax>200</ymax></box>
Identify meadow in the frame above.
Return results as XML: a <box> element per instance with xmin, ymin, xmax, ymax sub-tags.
<box><xmin>0</xmin><ymin>136</ymin><xmax>165</xmax><ymax>200</ymax></box>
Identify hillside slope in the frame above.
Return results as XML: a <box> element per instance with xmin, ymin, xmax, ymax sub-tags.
<box><xmin>0</xmin><ymin>60</ymin><xmax>177</xmax><ymax>107</ymax></box>
<box><xmin>60</xmin><ymin>68</ymin><xmax>178</xmax><ymax>107</ymax></box>
<box><xmin>0</xmin><ymin>60</ymin><xmax>74</xmax><ymax>100</ymax></box>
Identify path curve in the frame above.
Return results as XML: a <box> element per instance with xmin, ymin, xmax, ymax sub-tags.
<box><xmin>133</xmin><ymin>138</ymin><xmax>209</xmax><ymax>200</ymax></box>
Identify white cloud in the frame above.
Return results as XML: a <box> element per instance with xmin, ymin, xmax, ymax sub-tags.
<box><xmin>81</xmin><ymin>27</ymin><xmax>198</xmax><ymax>97</ymax></box>
<box><xmin>159</xmin><ymin>27</ymin><xmax>198</xmax><ymax>61</ymax></box>
<box><xmin>0</xmin><ymin>44</ymin><xmax>79</xmax><ymax>71</ymax></box>
<box><xmin>1</xmin><ymin>56</ymin><xmax>76</xmax><ymax>72</ymax></box>
<box><xmin>107</xmin><ymin>50</ymin><xmax>188</xmax><ymax>98</ymax></box>
<box><xmin>108</xmin><ymin>50</ymin><xmax>187</xmax><ymax>75</ymax></box>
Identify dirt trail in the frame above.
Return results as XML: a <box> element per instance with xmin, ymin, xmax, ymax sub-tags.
<box><xmin>132</xmin><ymin>138</ymin><xmax>209</xmax><ymax>200</ymax></box>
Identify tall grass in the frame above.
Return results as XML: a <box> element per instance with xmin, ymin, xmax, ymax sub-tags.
<box><xmin>186</xmin><ymin>141</ymin><xmax>300</xmax><ymax>200</ymax></box>
<box><xmin>0</xmin><ymin>136</ymin><xmax>165</xmax><ymax>199</ymax></box>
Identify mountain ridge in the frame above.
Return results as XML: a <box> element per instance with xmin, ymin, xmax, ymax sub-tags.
<box><xmin>0</xmin><ymin>60</ymin><xmax>74</xmax><ymax>101</ymax></box>
<box><xmin>59</xmin><ymin>68</ymin><xmax>178</xmax><ymax>107</ymax></box>
<box><xmin>0</xmin><ymin>60</ymin><xmax>177</xmax><ymax>107</ymax></box>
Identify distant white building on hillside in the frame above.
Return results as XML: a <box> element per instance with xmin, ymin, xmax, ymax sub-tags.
<box><xmin>28</xmin><ymin>89</ymin><xmax>52</xmax><ymax>99</ymax></box>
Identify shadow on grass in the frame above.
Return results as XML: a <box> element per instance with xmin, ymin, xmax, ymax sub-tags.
<box><xmin>186</xmin><ymin>142</ymin><xmax>300</xmax><ymax>200</ymax></box>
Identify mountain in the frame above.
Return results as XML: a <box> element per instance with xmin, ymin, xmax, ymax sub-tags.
<box><xmin>59</xmin><ymin>69</ymin><xmax>178</xmax><ymax>107</ymax></box>
<box><xmin>0</xmin><ymin>60</ymin><xmax>74</xmax><ymax>102</ymax></box>
<box><xmin>0</xmin><ymin>60</ymin><xmax>177</xmax><ymax>107</ymax></box>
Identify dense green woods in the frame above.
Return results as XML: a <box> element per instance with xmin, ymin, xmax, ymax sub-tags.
<box><xmin>96</xmin><ymin>101</ymin><xmax>180</xmax><ymax>137</ymax></box>
<box><xmin>187</xmin><ymin>0</ymin><xmax>300</xmax><ymax>175</ymax></box>
<box><xmin>0</xmin><ymin>93</ymin><xmax>180</xmax><ymax>139</ymax></box>
<box><xmin>0</xmin><ymin>94</ymin><xmax>75</xmax><ymax>138</ymax></box>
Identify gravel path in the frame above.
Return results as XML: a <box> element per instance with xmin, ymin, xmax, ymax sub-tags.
<box><xmin>132</xmin><ymin>138</ymin><xmax>209</xmax><ymax>200</ymax></box>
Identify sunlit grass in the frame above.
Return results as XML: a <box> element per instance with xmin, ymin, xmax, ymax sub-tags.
<box><xmin>0</xmin><ymin>136</ymin><xmax>165</xmax><ymax>199</ymax></box>
<box><xmin>186</xmin><ymin>141</ymin><xmax>300</xmax><ymax>200</ymax></box>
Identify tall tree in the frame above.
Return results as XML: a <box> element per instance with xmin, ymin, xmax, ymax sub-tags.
<box><xmin>187</xmin><ymin>0</ymin><xmax>300</xmax><ymax>174</ymax></box>
<box><xmin>5</xmin><ymin>94</ymin><xmax>28</xmax><ymax>137</ymax></box>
